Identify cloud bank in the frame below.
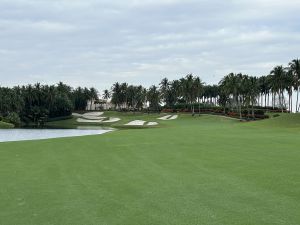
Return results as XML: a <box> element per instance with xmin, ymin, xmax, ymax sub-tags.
<box><xmin>0</xmin><ymin>0</ymin><xmax>300</xmax><ymax>91</ymax></box>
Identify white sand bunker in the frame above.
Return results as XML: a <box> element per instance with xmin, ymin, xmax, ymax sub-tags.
<box><xmin>82</xmin><ymin>115</ymin><xmax>106</xmax><ymax>120</ymax></box>
<box><xmin>147</xmin><ymin>122</ymin><xmax>158</xmax><ymax>126</ymax></box>
<box><xmin>158</xmin><ymin>115</ymin><xmax>178</xmax><ymax>120</ymax></box>
<box><xmin>72</xmin><ymin>112</ymin><xmax>104</xmax><ymax>118</ymax></box>
<box><xmin>102</xmin><ymin>117</ymin><xmax>121</xmax><ymax>123</ymax></box>
<box><xmin>125</xmin><ymin>120</ymin><xmax>146</xmax><ymax>126</ymax></box>
<box><xmin>72</xmin><ymin>113</ymin><xmax>83</xmax><ymax>117</ymax></box>
<box><xmin>77</xmin><ymin>118</ymin><xmax>104</xmax><ymax>123</ymax></box>
<box><xmin>83</xmin><ymin>112</ymin><xmax>104</xmax><ymax>116</ymax></box>
<box><xmin>77</xmin><ymin>117</ymin><xmax>121</xmax><ymax>123</ymax></box>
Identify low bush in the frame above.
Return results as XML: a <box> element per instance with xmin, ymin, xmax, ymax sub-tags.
<box><xmin>4</xmin><ymin>112</ymin><xmax>21</xmax><ymax>126</ymax></box>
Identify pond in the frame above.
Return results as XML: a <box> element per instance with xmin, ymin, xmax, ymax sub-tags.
<box><xmin>0</xmin><ymin>128</ymin><xmax>113</xmax><ymax>143</ymax></box>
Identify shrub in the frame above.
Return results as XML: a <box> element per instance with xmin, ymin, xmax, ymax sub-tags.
<box><xmin>5</xmin><ymin>112</ymin><xmax>21</xmax><ymax>126</ymax></box>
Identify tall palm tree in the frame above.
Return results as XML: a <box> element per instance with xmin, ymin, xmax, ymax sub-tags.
<box><xmin>271</xmin><ymin>66</ymin><xmax>286</xmax><ymax>112</ymax></box>
<box><xmin>289</xmin><ymin>59</ymin><xmax>300</xmax><ymax>112</ymax></box>
<box><xmin>159</xmin><ymin>77</ymin><xmax>169</xmax><ymax>105</ymax></box>
<box><xmin>147</xmin><ymin>85</ymin><xmax>161</xmax><ymax>112</ymax></box>
<box><xmin>285</xmin><ymin>70</ymin><xmax>294</xmax><ymax>112</ymax></box>
<box><xmin>89</xmin><ymin>87</ymin><xmax>98</xmax><ymax>110</ymax></box>
<box><xmin>248</xmin><ymin>76</ymin><xmax>259</xmax><ymax>118</ymax></box>
<box><xmin>111</xmin><ymin>82</ymin><xmax>122</xmax><ymax>109</ymax></box>
<box><xmin>103</xmin><ymin>89</ymin><xmax>111</xmax><ymax>110</ymax></box>
<box><xmin>194</xmin><ymin>77</ymin><xmax>204</xmax><ymax>116</ymax></box>
<box><xmin>259</xmin><ymin>76</ymin><xmax>268</xmax><ymax>107</ymax></box>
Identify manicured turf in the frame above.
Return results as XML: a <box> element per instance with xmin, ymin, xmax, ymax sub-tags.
<box><xmin>0</xmin><ymin>114</ymin><xmax>300</xmax><ymax>225</ymax></box>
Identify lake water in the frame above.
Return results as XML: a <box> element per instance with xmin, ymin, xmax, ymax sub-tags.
<box><xmin>0</xmin><ymin>128</ymin><xmax>112</xmax><ymax>143</ymax></box>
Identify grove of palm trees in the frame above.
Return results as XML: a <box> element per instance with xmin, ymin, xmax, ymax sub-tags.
<box><xmin>107</xmin><ymin>58</ymin><xmax>300</xmax><ymax>117</ymax></box>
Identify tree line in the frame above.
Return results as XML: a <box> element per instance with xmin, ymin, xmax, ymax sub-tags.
<box><xmin>1</xmin><ymin>58</ymin><xmax>299</xmax><ymax>125</ymax></box>
<box><xmin>104</xmin><ymin>58</ymin><xmax>300</xmax><ymax>118</ymax></box>
<box><xmin>0</xmin><ymin>82</ymin><xmax>98</xmax><ymax>125</ymax></box>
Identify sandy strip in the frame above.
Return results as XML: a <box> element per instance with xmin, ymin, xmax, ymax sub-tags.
<box><xmin>83</xmin><ymin>112</ymin><xmax>104</xmax><ymax>116</ymax></box>
<box><xmin>169</xmin><ymin>115</ymin><xmax>178</xmax><ymax>120</ymax></box>
<box><xmin>77</xmin><ymin>118</ymin><xmax>104</xmax><ymax>123</ymax></box>
<box><xmin>125</xmin><ymin>120</ymin><xmax>146</xmax><ymax>126</ymax></box>
<box><xmin>102</xmin><ymin>118</ymin><xmax>121</xmax><ymax>123</ymax></box>
<box><xmin>158</xmin><ymin>115</ymin><xmax>172</xmax><ymax>120</ymax></box>
<box><xmin>147</xmin><ymin>122</ymin><xmax>158</xmax><ymax>126</ymax></box>
<box><xmin>82</xmin><ymin>115</ymin><xmax>106</xmax><ymax>120</ymax></box>
<box><xmin>158</xmin><ymin>115</ymin><xmax>178</xmax><ymax>120</ymax></box>
<box><xmin>72</xmin><ymin>113</ymin><xmax>83</xmax><ymax>117</ymax></box>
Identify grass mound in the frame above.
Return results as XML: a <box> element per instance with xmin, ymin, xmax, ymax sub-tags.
<box><xmin>247</xmin><ymin>113</ymin><xmax>300</xmax><ymax>129</ymax></box>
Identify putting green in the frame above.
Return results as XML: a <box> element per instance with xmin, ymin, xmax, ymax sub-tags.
<box><xmin>0</xmin><ymin>113</ymin><xmax>299</xmax><ymax>225</ymax></box>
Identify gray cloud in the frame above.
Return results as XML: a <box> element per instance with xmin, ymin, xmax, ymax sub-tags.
<box><xmin>0</xmin><ymin>0</ymin><xmax>300</xmax><ymax>91</ymax></box>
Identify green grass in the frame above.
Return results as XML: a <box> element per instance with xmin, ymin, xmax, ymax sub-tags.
<box><xmin>249</xmin><ymin>113</ymin><xmax>300</xmax><ymax>129</ymax></box>
<box><xmin>0</xmin><ymin>121</ymin><xmax>14</xmax><ymax>128</ymax></box>
<box><xmin>0</xmin><ymin>113</ymin><xmax>300</xmax><ymax>225</ymax></box>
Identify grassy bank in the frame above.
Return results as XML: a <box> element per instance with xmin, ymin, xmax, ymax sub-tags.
<box><xmin>0</xmin><ymin>113</ymin><xmax>299</xmax><ymax>224</ymax></box>
<box><xmin>0</xmin><ymin>121</ymin><xmax>14</xmax><ymax>128</ymax></box>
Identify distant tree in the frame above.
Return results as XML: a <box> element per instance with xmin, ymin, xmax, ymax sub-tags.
<box><xmin>147</xmin><ymin>85</ymin><xmax>161</xmax><ymax>112</ymax></box>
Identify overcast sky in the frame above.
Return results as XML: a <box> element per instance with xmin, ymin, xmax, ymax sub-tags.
<box><xmin>1</xmin><ymin>0</ymin><xmax>300</xmax><ymax>92</ymax></box>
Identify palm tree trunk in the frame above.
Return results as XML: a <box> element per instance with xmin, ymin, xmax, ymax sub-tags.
<box><xmin>238</xmin><ymin>96</ymin><xmax>242</xmax><ymax>120</ymax></box>
<box><xmin>290</xmin><ymin>93</ymin><xmax>293</xmax><ymax>113</ymax></box>
<box><xmin>296</xmin><ymin>88</ymin><xmax>299</xmax><ymax>112</ymax></box>
<box><xmin>252</xmin><ymin>100</ymin><xmax>255</xmax><ymax>119</ymax></box>
<box><xmin>288</xmin><ymin>94</ymin><xmax>291</xmax><ymax>113</ymax></box>
<box><xmin>198</xmin><ymin>98</ymin><xmax>201</xmax><ymax>116</ymax></box>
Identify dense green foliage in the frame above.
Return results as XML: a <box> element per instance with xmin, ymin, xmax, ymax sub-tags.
<box><xmin>106</xmin><ymin>58</ymin><xmax>299</xmax><ymax>117</ymax></box>
<box><xmin>0</xmin><ymin>82</ymin><xmax>98</xmax><ymax>125</ymax></box>
<box><xmin>0</xmin><ymin>113</ymin><xmax>299</xmax><ymax>224</ymax></box>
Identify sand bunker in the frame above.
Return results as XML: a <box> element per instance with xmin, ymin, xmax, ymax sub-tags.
<box><xmin>83</xmin><ymin>112</ymin><xmax>104</xmax><ymax>116</ymax></box>
<box><xmin>77</xmin><ymin>118</ymin><xmax>104</xmax><ymax>123</ymax></box>
<box><xmin>72</xmin><ymin>113</ymin><xmax>83</xmax><ymax>117</ymax></box>
<box><xmin>102</xmin><ymin>118</ymin><xmax>121</xmax><ymax>123</ymax></box>
<box><xmin>77</xmin><ymin>117</ymin><xmax>120</xmax><ymax>123</ymax></box>
<box><xmin>125</xmin><ymin>120</ymin><xmax>146</xmax><ymax>126</ymax></box>
<box><xmin>158</xmin><ymin>115</ymin><xmax>178</xmax><ymax>120</ymax></box>
<box><xmin>169</xmin><ymin>115</ymin><xmax>178</xmax><ymax>120</ymax></box>
<box><xmin>158</xmin><ymin>115</ymin><xmax>171</xmax><ymax>120</ymax></box>
<box><xmin>82</xmin><ymin>115</ymin><xmax>106</xmax><ymax>120</ymax></box>
<box><xmin>147</xmin><ymin>122</ymin><xmax>158</xmax><ymax>126</ymax></box>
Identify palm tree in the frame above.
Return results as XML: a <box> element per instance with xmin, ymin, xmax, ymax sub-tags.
<box><xmin>111</xmin><ymin>82</ymin><xmax>122</xmax><ymax>109</ymax></box>
<box><xmin>285</xmin><ymin>70</ymin><xmax>294</xmax><ymax>112</ymax></box>
<box><xmin>147</xmin><ymin>85</ymin><xmax>161</xmax><ymax>112</ymax></box>
<box><xmin>271</xmin><ymin>66</ymin><xmax>286</xmax><ymax>112</ymax></box>
<box><xmin>289</xmin><ymin>59</ymin><xmax>300</xmax><ymax>112</ymax></box>
<box><xmin>248</xmin><ymin>76</ymin><xmax>259</xmax><ymax>118</ymax></box>
<box><xmin>103</xmin><ymin>89</ymin><xmax>110</xmax><ymax>110</ymax></box>
<box><xmin>259</xmin><ymin>76</ymin><xmax>268</xmax><ymax>107</ymax></box>
<box><xmin>89</xmin><ymin>87</ymin><xmax>98</xmax><ymax>110</ymax></box>
<box><xmin>180</xmin><ymin>74</ymin><xmax>198</xmax><ymax>115</ymax></box>
<box><xmin>194</xmin><ymin>77</ymin><xmax>204</xmax><ymax>116</ymax></box>
<box><xmin>159</xmin><ymin>77</ymin><xmax>169</xmax><ymax>105</ymax></box>
<box><xmin>219</xmin><ymin>73</ymin><xmax>243</xmax><ymax>119</ymax></box>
